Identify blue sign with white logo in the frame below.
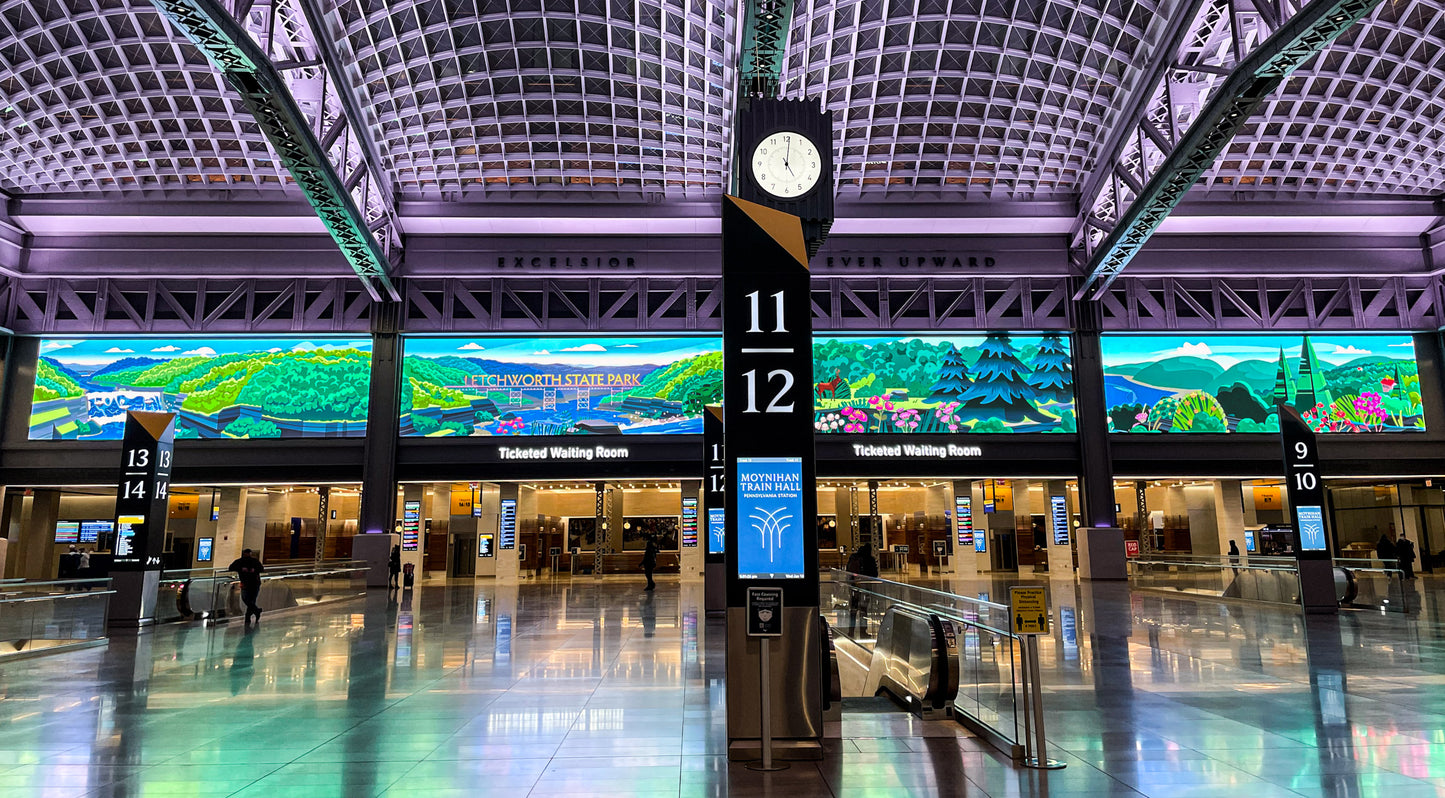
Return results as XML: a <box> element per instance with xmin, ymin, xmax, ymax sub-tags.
<box><xmin>736</xmin><ymin>457</ymin><xmax>805</xmax><ymax>579</ymax></box>
<box><xmin>708</xmin><ymin>506</ymin><xmax>726</xmax><ymax>554</ymax></box>
<box><xmin>1297</xmin><ymin>505</ymin><xmax>1327</xmax><ymax>551</ymax></box>
<box><xmin>1244</xmin><ymin>530</ymin><xmax>1256</xmax><ymax>553</ymax></box>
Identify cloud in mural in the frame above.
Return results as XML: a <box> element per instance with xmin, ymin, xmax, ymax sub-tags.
<box><xmin>40</xmin><ymin>341</ymin><xmax>75</xmax><ymax>352</ymax></box>
<box><xmin>151</xmin><ymin>345</ymin><xmax>181</xmax><ymax>352</ymax></box>
<box><xmin>1389</xmin><ymin>342</ymin><xmax>1414</xmax><ymax>347</ymax></box>
<box><xmin>1333</xmin><ymin>344</ymin><xmax>1371</xmax><ymax>356</ymax></box>
<box><xmin>535</xmin><ymin>349</ymin><xmax>551</xmax><ymax>355</ymax></box>
<box><xmin>182</xmin><ymin>346</ymin><xmax>217</xmax><ymax>356</ymax></box>
<box><xmin>458</xmin><ymin>343</ymin><xmax>486</xmax><ymax>351</ymax></box>
<box><xmin>291</xmin><ymin>341</ymin><xmax>316</xmax><ymax>351</ymax></box>
<box><xmin>616</xmin><ymin>344</ymin><xmax>639</xmax><ymax>348</ymax></box>
<box><xmin>268</xmin><ymin>348</ymin><xmax>283</xmax><ymax>353</ymax></box>
<box><xmin>560</xmin><ymin>343</ymin><xmax>607</xmax><ymax>352</ymax></box>
<box><xmin>1177</xmin><ymin>342</ymin><xmax>1212</xmax><ymax>357</ymax></box>
<box><xmin>103</xmin><ymin>347</ymin><xmax>134</xmax><ymax>354</ymax></box>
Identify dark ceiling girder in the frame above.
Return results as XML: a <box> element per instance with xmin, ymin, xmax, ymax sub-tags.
<box><xmin>737</xmin><ymin>0</ymin><xmax>795</xmax><ymax>99</ymax></box>
<box><xmin>1076</xmin><ymin>0</ymin><xmax>1386</xmax><ymax>299</ymax></box>
<box><xmin>148</xmin><ymin>0</ymin><xmax>399</xmax><ymax>301</ymax></box>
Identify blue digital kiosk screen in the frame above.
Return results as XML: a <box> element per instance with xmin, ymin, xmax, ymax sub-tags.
<box><xmin>1297</xmin><ymin>505</ymin><xmax>1328</xmax><ymax>551</ymax></box>
<box><xmin>736</xmin><ymin>457</ymin><xmax>805</xmax><ymax>579</ymax></box>
<box><xmin>708</xmin><ymin>507</ymin><xmax>726</xmax><ymax>554</ymax></box>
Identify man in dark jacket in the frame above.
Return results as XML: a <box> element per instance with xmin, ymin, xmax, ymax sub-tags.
<box><xmin>642</xmin><ymin>535</ymin><xmax>659</xmax><ymax>591</ymax></box>
<box><xmin>1376</xmin><ymin>525</ymin><xmax>1398</xmax><ymax>564</ymax></box>
<box><xmin>1396</xmin><ymin>533</ymin><xmax>1418</xmax><ymax>579</ymax></box>
<box><xmin>228</xmin><ymin>549</ymin><xmax>266</xmax><ymax>624</ymax></box>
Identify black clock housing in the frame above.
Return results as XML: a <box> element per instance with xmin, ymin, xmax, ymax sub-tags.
<box><xmin>735</xmin><ymin>97</ymin><xmax>835</xmax><ymax>256</ymax></box>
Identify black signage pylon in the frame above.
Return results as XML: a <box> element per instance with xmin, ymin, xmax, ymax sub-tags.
<box><xmin>1279</xmin><ymin>404</ymin><xmax>1338</xmax><ymax>613</ymax></box>
<box><xmin>109</xmin><ymin>411</ymin><xmax>176</xmax><ymax>626</ymax></box>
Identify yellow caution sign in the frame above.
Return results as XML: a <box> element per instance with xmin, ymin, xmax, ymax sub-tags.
<box><xmin>1009</xmin><ymin>586</ymin><xmax>1049</xmax><ymax>635</ymax></box>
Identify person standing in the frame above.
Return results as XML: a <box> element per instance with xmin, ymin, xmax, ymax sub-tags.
<box><xmin>1227</xmin><ymin>540</ymin><xmax>1241</xmax><ymax>572</ymax></box>
<box><xmin>227</xmin><ymin>549</ymin><xmax>266</xmax><ymax>625</ymax></box>
<box><xmin>1396</xmin><ymin>533</ymin><xmax>1417</xmax><ymax>579</ymax></box>
<box><xmin>1376</xmin><ymin>525</ymin><xmax>1398</xmax><ymax>565</ymax></box>
<box><xmin>388</xmin><ymin>545</ymin><xmax>402</xmax><ymax>590</ymax></box>
<box><xmin>642</xmin><ymin>535</ymin><xmax>659</xmax><ymax>591</ymax></box>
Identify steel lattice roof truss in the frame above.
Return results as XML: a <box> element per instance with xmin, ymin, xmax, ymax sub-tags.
<box><xmin>0</xmin><ymin>0</ymin><xmax>297</xmax><ymax>194</ymax></box>
<box><xmin>1073</xmin><ymin>0</ymin><xmax>1386</xmax><ymax>297</ymax></box>
<box><xmin>334</xmin><ymin>0</ymin><xmax>738</xmax><ymax>200</ymax></box>
<box><xmin>779</xmin><ymin>0</ymin><xmax>1163</xmax><ymax>200</ymax></box>
<box><xmin>149</xmin><ymin>0</ymin><xmax>401</xmax><ymax>297</ymax></box>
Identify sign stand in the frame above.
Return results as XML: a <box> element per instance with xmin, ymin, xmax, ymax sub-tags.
<box><xmin>1279</xmin><ymin>404</ymin><xmax>1339</xmax><ymax>613</ymax></box>
<box><xmin>1009</xmin><ymin>586</ymin><xmax>1065</xmax><ymax>770</ymax></box>
<box><xmin>745</xmin><ymin>587</ymin><xmax>788</xmax><ymax>772</ymax></box>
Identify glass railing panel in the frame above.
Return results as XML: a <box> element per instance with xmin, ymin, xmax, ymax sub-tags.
<box><xmin>0</xmin><ymin>579</ymin><xmax>113</xmax><ymax>658</ymax></box>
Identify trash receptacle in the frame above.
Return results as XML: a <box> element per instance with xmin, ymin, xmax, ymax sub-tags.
<box><xmin>403</xmin><ymin>562</ymin><xmax>415</xmax><ymax>588</ymax></box>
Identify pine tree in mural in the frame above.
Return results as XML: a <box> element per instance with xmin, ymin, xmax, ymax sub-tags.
<box><xmin>1026</xmin><ymin>332</ymin><xmax>1072</xmax><ymax>403</ymax></box>
<box><xmin>1295</xmin><ymin>335</ymin><xmax>1332</xmax><ymax>412</ymax></box>
<box><xmin>1271</xmin><ymin>348</ymin><xmax>1296</xmax><ymax>407</ymax></box>
<box><xmin>957</xmin><ymin>333</ymin><xmax>1046</xmax><ymax>423</ymax></box>
<box><xmin>926</xmin><ymin>344</ymin><xmax>972</xmax><ymax>404</ymax></box>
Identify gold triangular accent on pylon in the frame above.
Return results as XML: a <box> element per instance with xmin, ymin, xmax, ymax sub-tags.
<box><xmin>724</xmin><ymin>195</ymin><xmax>809</xmax><ymax>269</ymax></box>
<box><xmin>706</xmin><ymin>405</ymin><xmax>723</xmax><ymax>421</ymax></box>
<box><xmin>129</xmin><ymin>411</ymin><xmax>176</xmax><ymax>440</ymax></box>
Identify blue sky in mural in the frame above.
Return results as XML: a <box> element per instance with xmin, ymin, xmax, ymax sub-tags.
<box><xmin>39</xmin><ymin>337</ymin><xmax>372</xmax><ymax>367</ymax></box>
<box><xmin>1102</xmin><ymin>335</ymin><xmax>1416</xmax><ymax>368</ymax></box>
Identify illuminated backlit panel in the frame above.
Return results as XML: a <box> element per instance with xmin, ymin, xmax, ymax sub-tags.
<box><xmin>813</xmin><ymin>333</ymin><xmax>1075</xmax><ymax>434</ymax></box>
<box><xmin>30</xmin><ymin>337</ymin><xmax>372</xmax><ymax>440</ymax></box>
<box><xmin>400</xmin><ymin>336</ymin><xmax>721</xmax><ymax>436</ymax></box>
<box><xmin>334</xmin><ymin>0</ymin><xmax>738</xmax><ymax>199</ymax></box>
<box><xmin>1101</xmin><ymin>334</ymin><xmax>1424</xmax><ymax>433</ymax></box>
<box><xmin>780</xmin><ymin>0</ymin><xmax>1161</xmax><ymax>199</ymax></box>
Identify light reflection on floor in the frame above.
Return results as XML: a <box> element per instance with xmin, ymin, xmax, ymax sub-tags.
<box><xmin>0</xmin><ymin>576</ymin><xmax>1441</xmax><ymax>796</ymax></box>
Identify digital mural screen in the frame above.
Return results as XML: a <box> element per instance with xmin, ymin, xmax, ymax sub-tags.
<box><xmin>400</xmin><ymin>336</ymin><xmax>721</xmax><ymax>437</ymax></box>
<box><xmin>812</xmin><ymin>334</ymin><xmax>1074</xmax><ymax>434</ymax></box>
<box><xmin>1101</xmin><ymin>334</ymin><xmax>1424</xmax><ymax>433</ymax></box>
<box><xmin>30</xmin><ymin>337</ymin><xmax>372</xmax><ymax>440</ymax></box>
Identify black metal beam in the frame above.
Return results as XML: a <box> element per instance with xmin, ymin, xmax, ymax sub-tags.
<box><xmin>148</xmin><ymin>0</ymin><xmax>399</xmax><ymax>300</ymax></box>
<box><xmin>1076</xmin><ymin>0</ymin><xmax>1386</xmax><ymax>298</ymax></box>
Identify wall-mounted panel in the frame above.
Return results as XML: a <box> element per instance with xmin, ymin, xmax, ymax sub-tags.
<box><xmin>812</xmin><ymin>333</ymin><xmax>1075</xmax><ymax>434</ymax></box>
<box><xmin>1102</xmin><ymin>334</ymin><xmax>1424</xmax><ymax>433</ymax></box>
<box><xmin>401</xmin><ymin>336</ymin><xmax>722</xmax><ymax>437</ymax></box>
<box><xmin>29</xmin><ymin>337</ymin><xmax>372</xmax><ymax>440</ymax></box>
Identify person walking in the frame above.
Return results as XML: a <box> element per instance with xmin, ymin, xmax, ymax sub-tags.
<box><xmin>1397</xmin><ymin>533</ymin><xmax>1418</xmax><ymax>580</ymax></box>
<box><xmin>227</xmin><ymin>549</ymin><xmax>266</xmax><ymax>625</ymax></box>
<box><xmin>845</xmin><ymin>543</ymin><xmax>880</xmax><ymax>636</ymax></box>
<box><xmin>642</xmin><ymin>535</ymin><xmax>659</xmax><ymax>591</ymax></box>
<box><xmin>388</xmin><ymin>545</ymin><xmax>402</xmax><ymax>589</ymax></box>
<box><xmin>846</xmin><ymin>542</ymin><xmax>879</xmax><ymax>578</ymax></box>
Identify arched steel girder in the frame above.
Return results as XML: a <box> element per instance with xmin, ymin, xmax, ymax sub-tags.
<box><xmin>1073</xmin><ymin>0</ymin><xmax>1387</xmax><ymax>298</ymax></box>
<box><xmin>738</xmin><ymin>0</ymin><xmax>794</xmax><ymax>99</ymax></box>
<box><xmin>147</xmin><ymin>0</ymin><xmax>400</xmax><ymax>301</ymax></box>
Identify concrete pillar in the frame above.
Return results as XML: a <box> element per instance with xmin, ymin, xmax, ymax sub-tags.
<box><xmin>1214</xmin><ymin>480</ymin><xmax>1246</xmax><ymax>557</ymax></box>
<box><xmin>359</xmin><ymin>328</ymin><xmax>401</xmax><ymax>536</ymax></box>
<box><xmin>2</xmin><ymin>489</ymin><xmax>23</xmax><ymax>579</ymax></box>
<box><xmin>212</xmin><ymin>488</ymin><xmax>249</xmax><ymax>567</ymax></box>
<box><xmin>951</xmin><ymin>480</ymin><xmax>979</xmax><ymax>575</ymax></box>
<box><xmin>925</xmin><ymin>483</ymin><xmax>950</xmax><ymax>573</ymax></box>
<box><xmin>192</xmin><ymin>490</ymin><xmax>220</xmax><ymax>567</ymax></box>
<box><xmin>1398</xmin><ymin>485</ymin><xmax>1423</xmax><ymax>554</ymax></box>
<box><xmin>833</xmin><ymin>486</ymin><xmax>855</xmax><ymax>552</ymax></box>
<box><xmin>495</xmin><ymin>483</ymin><xmax>521</xmax><ymax>582</ymax></box>
<box><xmin>680</xmin><ymin>480</ymin><xmax>703</xmax><ymax>578</ymax></box>
<box><xmin>476</xmin><ymin>483</ymin><xmax>499</xmax><ymax>577</ymax></box>
<box><xmin>1013</xmin><ymin>479</ymin><xmax>1035</xmax><ymax>570</ymax></box>
<box><xmin>22</xmin><ymin>489</ymin><xmax>60</xmax><ymax>580</ymax></box>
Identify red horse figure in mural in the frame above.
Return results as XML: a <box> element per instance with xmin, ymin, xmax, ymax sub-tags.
<box><xmin>816</xmin><ymin>369</ymin><xmax>847</xmax><ymax>400</ymax></box>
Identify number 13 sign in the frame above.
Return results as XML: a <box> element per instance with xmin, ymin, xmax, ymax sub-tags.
<box><xmin>721</xmin><ymin>195</ymin><xmax>819</xmax><ymax>607</ymax></box>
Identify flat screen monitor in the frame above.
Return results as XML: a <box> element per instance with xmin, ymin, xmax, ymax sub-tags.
<box><xmin>1244</xmin><ymin>530</ymin><xmax>1257</xmax><ymax>553</ymax></box>
<box><xmin>681</xmin><ymin>498</ymin><xmax>698</xmax><ymax>548</ymax></box>
<box><xmin>115</xmin><ymin>515</ymin><xmax>143</xmax><ymax>558</ymax></box>
<box><xmin>708</xmin><ymin>507</ymin><xmax>726</xmax><ymax>555</ymax></box>
<box><xmin>54</xmin><ymin>521</ymin><xmax>80</xmax><ymax>544</ymax></box>
<box><xmin>499</xmin><ymin>499</ymin><xmax>517</xmax><ymax>549</ymax></box>
<box><xmin>197</xmin><ymin>537</ymin><xmax>214</xmax><ymax>562</ymax></box>
<box><xmin>478</xmin><ymin>533</ymin><xmax>494</xmax><ymax>558</ymax></box>
<box><xmin>735</xmin><ymin>457</ymin><xmax>806</xmax><ymax>580</ymax></box>
<box><xmin>402</xmin><ymin>500</ymin><xmax>420</xmax><ymax>551</ymax></box>
<box><xmin>79</xmin><ymin>520</ymin><xmax>111</xmax><ymax>543</ymax></box>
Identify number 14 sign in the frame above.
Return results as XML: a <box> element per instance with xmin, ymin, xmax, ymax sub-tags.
<box><xmin>113</xmin><ymin>411</ymin><xmax>176</xmax><ymax>571</ymax></box>
<box><xmin>1278</xmin><ymin>405</ymin><xmax>1329</xmax><ymax>555</ymax></box>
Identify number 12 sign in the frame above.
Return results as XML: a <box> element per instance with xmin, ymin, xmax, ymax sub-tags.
<box><xmin>1279</xmin><ymin>405</ymin><xmax>1329</xmax><ymax>555</ymax></box>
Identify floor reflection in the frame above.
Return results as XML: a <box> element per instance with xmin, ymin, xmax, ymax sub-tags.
<box><xmin>0</xmin><ymin>575</ymin><xmax>1442</xmax><ymax>796</ymax></box>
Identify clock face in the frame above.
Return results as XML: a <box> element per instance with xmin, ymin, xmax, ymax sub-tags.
<box><xmin>750</xmin><ymin>130</ymin><xmax>822</xmax><ymax>200</ymax></box>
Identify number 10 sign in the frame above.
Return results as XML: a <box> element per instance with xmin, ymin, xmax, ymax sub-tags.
<box><xmin>721</xmin><ymin>195</ymin><xmax>819</xmax><ymax>607</ymax></box>
<box><xmin>1278</xmin><ymin>405</ymin><xmax>1329</xmax><ymax>555</ymax></box>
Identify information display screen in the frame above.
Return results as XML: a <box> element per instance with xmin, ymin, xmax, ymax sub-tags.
<box><xmin>954</xmin><ymin>496</ymin><xmax>973</xmax><ymax>546</ymax></box>
<box><xmin>1245</xmin><ymin>530</ymin><xmax>1257</xmax><ymax>553</ymax></box>
<box><xmin>708</xmin><ymin>507</ymin><xmax>726</xmax><ymax>555</ymax></box>
<box><xmin>1050</xmin><ymin>495</ymin><xmax>1069</xmax><ymax>546</ymax></box>
<box><xmin>974</xmin><ymin>531</ymin><xmax>987</xmax><ymax>553</ymax></box>
<box><xmin>736</xmin><ymin>457</ymin><xmax>805</xmax><ymax>580</ymax></box>
<box><xmin>1297</xmin><ymin>505</ymin><xmax>1328</xmax><ymax>551</ymax></box>
<box><xmin>115</xmin><ymin>515</ymin><xmax>143</xmax><ymax>558</ymax></box>
<box><xmin>477</xmin><ymin>533</ymin><xmax>495</xmax><ymax>558</ymax></box>
<box><xmin>197</xmin><ymin>537</ymin><xmax>213</xmax><ymax>562</ymax></box>
<box><xmin>55</xmin><ymin>521</ymin><xmax>79</xmax><ymax>544</ymax></box>
<box><xmin>681</xmin><ymin>497</ymin><xmax>698</xmax><ymax>548</ymax></box>
<box><xmin>402</xmin><ymin>501</ymin><xmax>420</xmax><ymax>551</ymax></box>
<box><xmin>79</xmin><ymin>520</ymin><xmax>110</xmax><ymax>543</ymax></box>
<box><xmin>499</xmin><ymin>499</ymin><xmax>517</xmax><ymax>549</ymax></box>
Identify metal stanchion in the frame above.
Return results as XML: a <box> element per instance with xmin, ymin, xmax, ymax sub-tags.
<box><xmin>745</xmin><ymin>587</ymin><xmax>787</xmax><ymax>772</ymax></box>
<box><xmin>1022</xmin><ymin>634</ymin><xmax>1065</xmax><ymax>769</ymax></box>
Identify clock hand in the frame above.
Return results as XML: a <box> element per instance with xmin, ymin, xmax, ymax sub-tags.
<box><xmin>785</xmin><ymin>139</ymin><xmax>794</xmax><ymax>174</ymax></box>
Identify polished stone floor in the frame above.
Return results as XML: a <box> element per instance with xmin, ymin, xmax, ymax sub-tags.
<box><xmin>0</xmin><ymin>575</ymin><xmax>1442</xmax><ymax>796</ymax></box>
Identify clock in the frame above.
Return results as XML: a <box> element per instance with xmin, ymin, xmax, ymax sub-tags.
<box><xmin>750</xmin><ymin>130</ymin><xmax>822</xmax><ymax>199</ymax></box>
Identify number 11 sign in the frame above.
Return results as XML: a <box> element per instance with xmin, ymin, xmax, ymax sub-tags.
<box><xmin>721</xmin><ymin>195</ymin><xmax>819</xmax><ymax>608</ymax></box>
<box><xmin>1279</xmin><ymin>405</ymin><xmax>1329</xmax><ymax>556</ymax></box>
